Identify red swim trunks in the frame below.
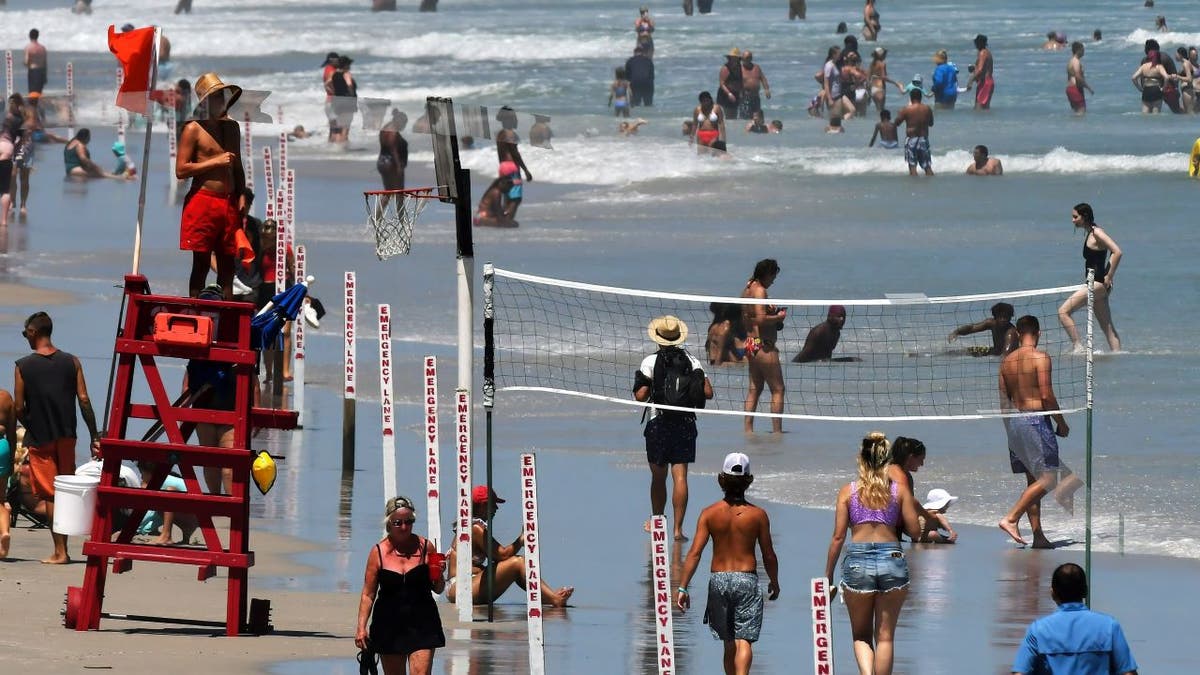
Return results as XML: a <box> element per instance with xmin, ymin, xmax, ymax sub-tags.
<box><xmin>696</xmin><ymin>129</ymin><xmax>720</xmax><ymax>147</ymax></box>
<box><xmin>1065</xmin><ymin>85</ymin><xmax>1085</xmax><ymax>111</ymax></box>
<box><xmin>27</xmin><ymin>437</ymin><xmax>76</xmax><ymax>499</ymax></box>
<box><xmin>975</xmin><ymin>76</ymin><xmax>994</xmax><ymax>108</ymax></box>
<box><xmin>180</xmin><ymin>188</ymin><xmax>240</xmax><ymax>255</ymax></box>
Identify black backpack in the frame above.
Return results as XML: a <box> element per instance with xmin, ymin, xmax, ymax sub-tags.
<box><xmin>652</xmin><ymin>346</ymin><xmax>706</xmax><ymax>417</ymax></box>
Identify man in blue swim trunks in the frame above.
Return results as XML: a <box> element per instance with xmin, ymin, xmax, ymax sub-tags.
<box><xmin>998</xmin><ymin>315</ymin><xmax>1082</xmax><ymax>548</ymax></box>
<box><xmin>677</xmin><ymin>452</ymin><xmax>780</xmax><ymax>675</ymax></box>
<box><xmin>893</xmin><ymin>88</ymin><xmax>934</xmax><ymax>176</ymax></box>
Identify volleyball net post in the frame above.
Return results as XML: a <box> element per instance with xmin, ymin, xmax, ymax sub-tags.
<box><xmin>1084</xmin><ymin>269</ymin><xmax>1095</xmax><ymax>603</ymax></box>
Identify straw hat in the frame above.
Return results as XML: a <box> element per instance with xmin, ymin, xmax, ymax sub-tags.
<box><xmin>193</xmin><ymin>72</ymin><xmax>242</xmax><ymax>114</ymax></box>
<box><xmin>648</xmin><ymin>315</ymin><xmax>689</xmax><ymax>346</ymax></box>
<box><xmin>728</xmin><ymin>47</ymin><xmax>741</xmax><ymax>58</ymax></box>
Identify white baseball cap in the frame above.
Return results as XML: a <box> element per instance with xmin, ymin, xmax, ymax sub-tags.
<box><xmin>923</xmin><ymin>488</ymin><xmax>958</xmax><ymax>511</ymax></box>
<box><xmin>722</xmin><ymin>452</ymin><xmax>751</xmax><ymax>476</ymax></box>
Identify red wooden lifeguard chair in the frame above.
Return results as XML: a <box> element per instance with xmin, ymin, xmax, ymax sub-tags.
<box><xmin>65</xmin><ymin>275</ymin><xmax>297</xmax><ymax>635</ymax></box>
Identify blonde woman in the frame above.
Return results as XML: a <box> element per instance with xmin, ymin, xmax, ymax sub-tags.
<box><xmin>825</xmin><ymin>432</ymin><xmax>920</xmax><ymax>675</ymax></box>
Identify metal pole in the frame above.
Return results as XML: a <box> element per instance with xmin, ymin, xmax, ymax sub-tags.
<box><xmin>482</xmin><ymin>263</ymin><xmax>496</xmax><ymax>622</ymax></box>
<box><xmin>1084</xmin><ymin>269</ymin><xmax>1095</xmax><ymax>605</ymax></box>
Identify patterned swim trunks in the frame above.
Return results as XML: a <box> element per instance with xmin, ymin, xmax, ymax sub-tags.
<box><xmin>704</xmin><ymin>571</ymin><xmax>763</xmax><ymax>643</ymax></box>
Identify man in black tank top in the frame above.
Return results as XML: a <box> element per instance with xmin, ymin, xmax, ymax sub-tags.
<box><xmin>14</xmin><ymin>311</ymin><xmax>101</xmax><ymax>564</ymax></box>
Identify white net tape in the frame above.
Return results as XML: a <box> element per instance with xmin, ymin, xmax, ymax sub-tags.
<box><xmin>364</xmin><ymin>190</ymin><xmax>433</xmax><ymax>260</ymax></box>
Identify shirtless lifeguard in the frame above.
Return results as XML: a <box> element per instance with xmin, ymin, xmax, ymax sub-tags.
<box><xmin>176</xmin><ymin>72</ymin><xmax>246</xmax><ymax>299</ymax></box>
<box><xmin>741</xmin><ymin>259</ymin><xmax>786</xmax><ymax>434</ymax></box>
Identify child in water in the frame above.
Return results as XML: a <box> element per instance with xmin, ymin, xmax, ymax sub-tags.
<box><xmin>111</xmin><ymin>141</ymin><xmax>136</xmax><ymax>178</ymax></box>
<box><xmin>608</xmin><ymin>67</ymin><xmax>631</xmax><ymax>118</ymax></box>
<box><xmin>868</xmin><ymin>109</ymin><xmax>898</xmax><ymax>148</ymax></box>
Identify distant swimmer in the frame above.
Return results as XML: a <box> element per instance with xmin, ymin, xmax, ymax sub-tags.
<box><xmin>893</xmin><ymin>88</ymin><xmax>934</xmax><ymax>176</ymax></box>
<box><xmin>1043</xmin><ymin>31</ymin><xmax>1066</xmax><ymax>51</ymax></box>
<box><xmin>998</xmin><ymin>315</ymin><xmax>1082</xmax><ymax>548</ymax></box>
<box><xmin>609</xmin><ymin>67</ymin><xmax>632</xmax><ymax>118</ymax></box>
<box><xmin>1131</xmin><ymin>51</ymin><xmax>1170</xmax><ymax>114</ymax></box>
<box><xmin>825</xmin><ymin>117</ymin><xmax>845</xmax><ymax>134</ymax></box>
<box><xmin>769</xmin><ymin>119</ymin><xmax>783</xmax><ymax>133</ymax></box>
<box><xmin>718</xmin><ymin>48</ymin><xmax>743</xmax><ymax>120</ymax></box>
<box><xmin>745</xmin><ymin>110</ymin><xmax>769</xmax><ymax>133</ymax></box>
<box><xmin>868</xmin><ymin>109</ymin><xmax>898</xmax><ymax>148</ymax></box>
<box><xmin>964</xmin><ymin>34</ymin><xmax>994</xmax><ymax>110</ymax></box>
<box><xmin>1093</xmin><ymin>29</ymin><xmax>1102</xmax><ymax>42</ymax></box>
<box><xmin>619</xmin><ymin>118</ymin><xmax>648</xmax><ymax>136</ymax></box>
<box><xmin>1155</xmin><ymin>15</ymin><xmax>1167</xmax><ymax>32</ymax></box>
<box><xmin>868</xmin><ymin>47</ymin><xmax>902</xmax><ymax>113</ymax></box>
<box><xmin>793</xmin><ymin>305</ymin><xmax>859</xmax><ymax>363</ymax></box>
<box><xmin>947</xmin><ymin>301</ymin><xmax>1017</xmax><ymax>356</ymax></box>
<box><xmin>495</xmin><ymin>106</ymin><xmax>533</xmax><ymax>181</ymax></box>
<box><xmin>862</xmin><ymin>0</ymin><xmax>880</xmax><ymax>42</ymax></box>
<box><xmin>1058</xmin><ymin>203</ymin><xmax>1121</xmax><ymax>352</ymax></box>
<box><xmin>738</xmin><ymin>50</ymin><xmax>771</xmax><ymax>120</ymax></box>
<box><xmin>529</xmin><ymin>114</ymin><xmax>553</xmax><ymax>148</ymax></box>
<box><xmin>635</xmin><ymin>6</ymin><xmax>655</xmax><ymax>59</ymax></box>
<box><xmin>23</xmin><ymin>29</ymin><xmax>47</xmax><ymax>100</ymax></box>
<box><xmin>1066</xmin><ymin>42</ymin><xmax>1095</xmax><ymax>114</ymax></box>
<box><xmin>965</xmin><ymin>144</ymin><xmax>1003</xmax><ymax>175</ymax></box>
<box><xmin>1174</xmin><ymin>47</ymin><xmax>1196</xmax><ymax>113</ymax></box>
<box><xmin>788</xmin><ymin>0</ymin><xmax>806</xmax><ymax>21</ymax></box>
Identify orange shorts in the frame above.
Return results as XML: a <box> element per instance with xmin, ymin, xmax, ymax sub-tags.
<box><xmin>26</xmin><ymin>437</ymin><xmax>77</xmax><ymax>499</ymax></box>
<box><xmin>180</xmin><ymin>188</ymin><xmax>240</xmax><ymax>255</ymax></box>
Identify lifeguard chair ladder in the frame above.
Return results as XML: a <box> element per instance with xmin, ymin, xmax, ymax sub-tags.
<box><xmin>65</xmin><ymin>275</ymin><xmax>297</xmax><ymax>636</ymax></box>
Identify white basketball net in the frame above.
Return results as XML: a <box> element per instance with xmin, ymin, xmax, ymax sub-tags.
<box><xmin>364</xmin><ymin>189</ymin><xmax>433</xmax><ymax>260</ymax></box>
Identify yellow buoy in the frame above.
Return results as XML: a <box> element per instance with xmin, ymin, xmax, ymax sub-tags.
<box><xmin>1190</xmin><ymin>138</ymin><xmax>1200</xmax><ymax>177</ymax></box>
<box><xmin>252</xmin><ymin>451</ymin><xmax>277</xmax><ymax>495</ymax></box>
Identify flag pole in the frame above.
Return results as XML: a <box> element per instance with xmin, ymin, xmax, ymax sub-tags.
<box><xmin>131</xmin><ymin>27</ymin><xmax>160</xmax><ymax>276</ymax></box>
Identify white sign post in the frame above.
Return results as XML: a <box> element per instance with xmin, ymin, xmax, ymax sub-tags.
<box><xmin>167</xmin><ymin>111</ymin><xmax>178</xmax><ymax>202</ymax></box>
<box><xmin>66</xmin><ymin>62</ymin><xmax>75</xmax><ymax>138</ymax></box>
<box><xmin>243</xmin><ymin>111</ymin><xmax>254</xmax><ymax>192</ymax></box>
<box><xmin>342</xmin><ymin>271</ymin><xmax>357</xmax><ymax>473</ymax></box>
<box><xmin>4</xmin><ymin>51</ymin><xmax>12</xmax><ymax>98</ymax></box>
<box><xmin>811</xmin><ymin>577</ymin><xmax>835</xmax><ymax>675</ymax></box>
<box><xmin>650</xmin><ymin>515</ymin><xmax>677</xmax><ymax>675</ymax></box>
<box><xmin>285</xmin><ymin>169</ymin><xmax>296</xmax><ymax>243</ymax></box>
<box><xmin>454</xmin><ymin>389</ymin><xmax>472</xmax><ymax>622</ymax></box>
<box><xmin>262</xmin><ymin>146</ymin><xmax>274</xmax><ymax>219</ymax></box>
<box><xmin>293</xmin><ymin>244</ymin><xmax>307</xmax><ymax>427</ymax></box>
<box><xmin>378</xmin><ymin>305</ymin><xmax>396</xmax><ymax>501</ymax></box>
<box><xmin>520</xmin><ymin>453</ymin><xmax>546</xmax><ymax>675</ymax></box>
<box><xmin>423</xmin><ymin>356</ymin><xmax>442</xmax><ymax>548</ymax></box>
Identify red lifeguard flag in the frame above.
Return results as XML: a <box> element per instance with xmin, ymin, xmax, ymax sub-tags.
<box><xmin>107</xmin><ymin>25</ymin><xmax>157</xmax><ymax>115</ymax></box>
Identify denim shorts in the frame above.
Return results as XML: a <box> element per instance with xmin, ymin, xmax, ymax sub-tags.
<box><xmin>840</xmin><ymin>542</ymin><xmax>909</xmax><ymax>594</ymax></box>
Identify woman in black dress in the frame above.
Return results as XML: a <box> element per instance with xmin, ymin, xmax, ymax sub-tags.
<box><xmin>355</xmin><ymin>496</ymin><xmax>446</xmax><ymax>675</ymax></box>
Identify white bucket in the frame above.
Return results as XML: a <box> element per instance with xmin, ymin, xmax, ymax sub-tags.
<box><xmin>52</xmin><ymin>475</ymin><xmax>100</xmax><ymax>536</ymax></box>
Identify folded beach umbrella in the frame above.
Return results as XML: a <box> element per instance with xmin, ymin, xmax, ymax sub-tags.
<box><xmin>250</xmin><ymin>281</ymin><xmax>309</xmax><ymax>350</ymax></box>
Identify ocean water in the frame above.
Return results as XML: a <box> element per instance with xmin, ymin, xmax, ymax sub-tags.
<box><xmin>1</xmin><ymin>0</ymin><xmax>1198</xmax><ymax>572</ymax></box>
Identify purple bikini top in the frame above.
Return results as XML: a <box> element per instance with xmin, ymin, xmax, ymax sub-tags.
<box><xmin>848</xmin><ymin>480</ymin><xmax>900</xmax><ymax>526</ymax></box>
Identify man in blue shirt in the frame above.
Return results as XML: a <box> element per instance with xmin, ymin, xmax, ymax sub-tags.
<box><xmin>1012</xmin><ymin>563</ymin><xmax>1138</xmax><ymax>675</ymax></box>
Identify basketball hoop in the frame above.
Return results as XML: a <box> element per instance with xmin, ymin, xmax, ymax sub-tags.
<box><xmin>363</xmin><ymin>187</ymin><xmax>439</xmax><ymax>259</ymax></box>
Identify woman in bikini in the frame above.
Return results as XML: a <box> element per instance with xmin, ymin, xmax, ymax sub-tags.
<box><xmin>862</xmin><ymin>0</ymin><xmax>881</xmax><ymax>42</ymax></box>
<box><xmin>868</xmin><ymin>47</ymin><xmax>902</xmax><ymax>114</ymax></box>
<box><xmin>1131</xmin><ymin>51</ymin><xmax>1170</xmax><ymax>114</ymax></box>
<box><xmin>1174</xmin><ymin>47</ymin><xmax>1196</xmax><ymax>112</ymax></box>
<box><xmin>1058</xmin><ymin>202</ymin><xmax>1122</xmax><ymax>352</ymax></box>
<box><xmin>609</xmin><ymin>67</ymin><xmax>632</xmax><ymax>118</ymax></box>
<box><xmin>841</xmin><ymin>51</ymin><xmax>871</xmax><ymax>117</ymax></box>
<box><xmin>690</xmin><ymin>91</ymin><xmax>726</xmax><ymax>155</ymax></box>
<box><xmin>741</xmin><ymin>259</ymin><xmax>787</xmax><ymax>434</ymax></box>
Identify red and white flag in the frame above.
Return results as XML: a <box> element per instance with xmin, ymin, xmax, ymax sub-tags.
<box><xmin>107</xmin><ymin>25</ymin><xmax>157</xmax><ymax>115</ymax></box>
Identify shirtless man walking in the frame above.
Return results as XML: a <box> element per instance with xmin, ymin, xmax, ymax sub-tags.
<box><xmin>893</xmin><ymin>88</ymin><xmax>934</xmax><ymax>176</ymax></box>
<box><xmin>998</xmin><ymin>315</ymin><xmax>1083</xmax><ymax>548</ymax></box>
<box><xmin>23</xmin><ymin>29</ymin><xmax>47</xmax><ymax>100</ymax></box>
<box><xmin>176</xmin><ymin>72</ymin><xmax>247</xmax><ymax>299</ymax></box>
<box><xmin>741</xmin><ymin>259</ymin><xmax>787</xmax><ymax>434</ymax></box>
<box><xmin>738</xmin><ymin>51</ymin><xmax>771</xmax><ymax>120</ymax></box>
<box><xmin>677</xmin><ymin>452</ymin><xmax>780</xmax><ymax>675</ymax></box>
<box><xmin>1066</xmin><ymin>42</ymin><xmax>1094</xmax><ymax>114</ymax></box>
<box><xmin>964</xmin><ymin>34</ymin><xmax>995</xmax><ymax>110</ymax></box>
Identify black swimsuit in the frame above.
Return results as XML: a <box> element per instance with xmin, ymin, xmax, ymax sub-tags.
<box><xmin>368</xmin><ymin>541</ymin><xmax>446</xmax><ymax>655</ymax></box>
<box><xmin>1083</xmin><ymin>238</ymin><xmax>1109</xmax><ymax>280</ymax></box>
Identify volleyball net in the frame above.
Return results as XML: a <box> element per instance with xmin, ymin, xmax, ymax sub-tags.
<box><xmin>482</xmin><ymin>266</ymin><xmax>1091</xmax><ymax>422</ymax></box>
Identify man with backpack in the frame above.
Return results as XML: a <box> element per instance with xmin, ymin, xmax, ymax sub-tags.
<box><xmin>633</xmin><ymin>315</ymin><xmax>713</xmax><ymax>541</ymax></box>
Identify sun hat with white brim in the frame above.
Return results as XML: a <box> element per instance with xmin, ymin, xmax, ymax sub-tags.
<box><xmin>648</xmin><ymin>315</ymin><xmax>688</xmax><ymax>346</ymax></box>
<box><xmin>923</xmin><ymin>488</ymin><xmax>958</xmax><ymax>511</ymax></box>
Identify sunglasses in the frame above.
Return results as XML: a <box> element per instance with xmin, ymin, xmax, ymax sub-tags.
<box><xmin>390</xmin><ymin>518</ymin><xmax>416</xmax><ymax>527</ymax></box>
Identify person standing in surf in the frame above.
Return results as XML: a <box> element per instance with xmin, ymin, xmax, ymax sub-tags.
<box><xmin>964</xmin><ymin>34</ymin><xmax>995</xmax><ymax>110</ymax></box>
<box><xmin>176</xmin><ymin>72</ymin><xmax>247</xmax><ymax>299</ymax></box>
<box><xmin>1066</xmin><ymin>42</ymin><xmax>1094</xmax><ymax>114</ymax></box>
<box><xmin>1057</xmin><ymin>203</ymin><xmax>1121</xmax><ymax>352</ymax></box>
<box><xmin>741</xmin><ymin>259</ymin><xmax>787</xmax><ymax>434</ymax></box>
